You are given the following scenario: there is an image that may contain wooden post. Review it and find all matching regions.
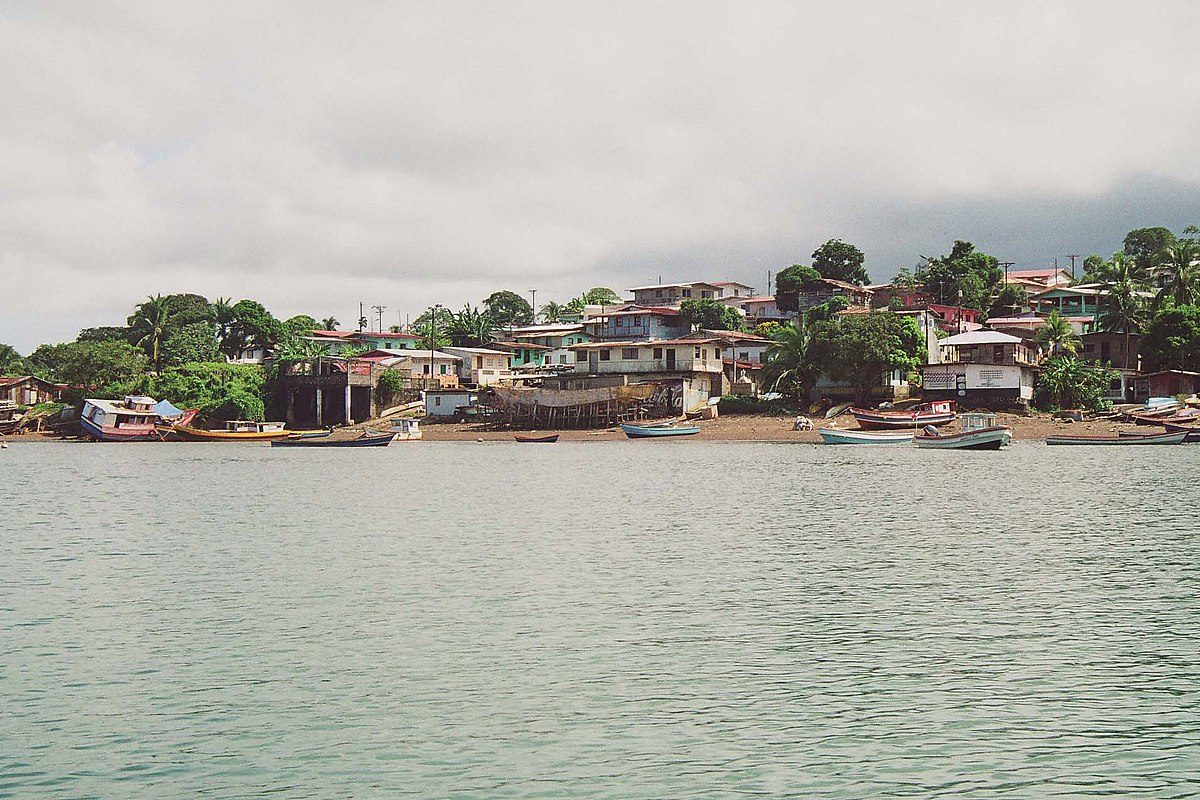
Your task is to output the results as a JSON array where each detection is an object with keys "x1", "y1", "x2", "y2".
[{"x1": 316, "y1": 388, "x2": 323, "y2": 427}]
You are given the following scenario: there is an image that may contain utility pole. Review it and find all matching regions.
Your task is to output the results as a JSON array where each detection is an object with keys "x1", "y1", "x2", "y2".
[
  {"x1": 767, "y1": 270, "x2": 772, "y2": 295},
  {"x1": 372, "y1": 304, "x2": 386, "y2": 333},
  {"x1": 427, "y1": 304, "x2": 442, "y2": 389},
  {"x1": 529, "y1": 289, "x2": 537, "y2": 320},
  {"x1": 1066, "y1": 254, "x2": 1080, "y2": 281},
  {"x1": 1000, "y1": 261, "x2": 1014, "y2": 286},
  {"x1": 358, "y1": 302, "x2": 367, "y2": 333}
]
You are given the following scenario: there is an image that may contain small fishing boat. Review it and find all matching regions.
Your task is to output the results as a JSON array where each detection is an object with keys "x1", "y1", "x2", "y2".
[
  {"x1": 620, "y1": 423, "x2": 701, "y2": 438},
  {"x1": 81, "y1": 396, "x2": 168, "y2": 441},
  {"x1": 851, "y1": 400, "x2": 956, "y2": 430},
  {"x1": 174, "y1": 420, "x2": 300, "y2": 441},
  {"x1": 270, "y1": 431, "x2": 396, "y2": 447},
  {"x1": 1161, "y1": 421, "x2": 1200, "y2": 442},
  {"x1": 816, "y1": 428, "x2": 913, "y2": 445},
  {"x1": 1046, "y1": 430, "x2": 1187, "y2": 445},
  {"x1": 914, "y1": 423, "x2": 1012, "y2": 450},
  {"x1": 514, "y1": 433, "x2": 560, "y2": 443},
  {"x1": 391, "y1": 418, "x2": 423, "y2": 440}
]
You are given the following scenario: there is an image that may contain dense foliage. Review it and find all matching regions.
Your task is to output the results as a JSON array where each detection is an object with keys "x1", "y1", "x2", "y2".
[
  {"x1": 810, "y1": 239, "x2": 868, "y2": 285},
  {"x1": 1034, "y1": 356, "x2": 1117, "y2": 411},
  {"x1": 1140, "y1": 304, "x2": 1200, "y2": 372},
  {"x1": 915, "y1": 240, "x2": 1001, "y2": 313},
  {"x1": 774, "y1": 265, "x2": 821, "y2": 312},
  {"x1": 482, "y1": 291, "x2": 534, "y2": 327},
  {"x1": 678, "y1": 298, "x2": 742, "y2": 331},
  {"x1": 146, "y1": 363, "x2": 267, "y2": 421},
  {"x1": 808, "y1": 312, "x2": 923, "y2": 405}
]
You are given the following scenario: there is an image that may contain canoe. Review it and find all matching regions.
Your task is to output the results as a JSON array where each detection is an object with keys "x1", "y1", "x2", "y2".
[
  {"x1": 514, "y1": 434, "x2": 560, "y2": 443},
  {"x1": 270, "y1": 432, "x2": 395, "y2": 447},
  {"x1": 1161, "y1": 422, "x2": 1200, "y2": 442},
  {"x1": 620, "y1": 423, "x2": 701, "y2": 438},
  {"x1": 1046, "y1": 430, "x2": 1187, "y2": 446},
  {"x1": 851, "y1": 401, "x2": 956, "y2": 430},
  {"x1": 816, "y1": 428, "x2": 914, "y2": 445},
  {"x1": 914, "y1": 425, "x2": 1012, "y2": 450}
]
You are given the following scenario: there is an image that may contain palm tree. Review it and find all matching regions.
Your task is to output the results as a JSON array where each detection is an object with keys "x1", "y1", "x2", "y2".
[
  {"x1": 447, "y1": 305, "x2": 496, "y2": 347},
  {"x1": 321, "y1": 317, "x2": 340, "y2": 331},
  {"x1": 538, "y1": 301, "x2": 564, "y2": 323},
  {"x1": 1154, "y1": 241, "x2": 1200, "y2": 308},
  {"x1": 213, "y1": 297, "x2": 238, "y2": 357},
  {"x1": 130, "y1": 294, "x2": 172, "y2": 372},
  {"x1": 1099, "y1": 254, "x2": 1150, "y2": 370},
  {"x1": 761, "y1": 320, "x2": 818, "y2": 400},
  {"x1": 1034, "y1": 309, "x2": 1081, "y2": 358}
]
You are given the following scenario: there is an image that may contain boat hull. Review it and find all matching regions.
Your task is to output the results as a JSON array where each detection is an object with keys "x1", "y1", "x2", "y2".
[
  {"x1": 816, "y1": 428, "x2": 913, "y2": 445},
  {"x1": 1161, "y1": 422, "x2": 1200, "y2": 442},
  {"x1": 270, "y1": 433, "x2": 395, "y2": 447},
  {"x1": 851, "y1": 409, "x2": 957, "y2": 430},
  {"x1": 1047, "y1": 430, "x2": 1187, "y2": 445},
  {"x1": 174, "y1": 424, "x2": 297, "y2": 441},
  {"x1": 914, "y1": 426, "x2": 1012, "y2": 450},
  {"x1": 620, "y1": 423, "x2": 700, "y2": 438},
  {"x1": 514, "y1": 434, "x2": 560, "y2": 443},
  {"x1": 80, "y1": 415, "x2": 160, "y2": 442}
]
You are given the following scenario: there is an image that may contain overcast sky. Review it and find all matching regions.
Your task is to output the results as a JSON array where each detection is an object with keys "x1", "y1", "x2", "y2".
[{"x1": 3, "y1": 1, "x2": 1200, "y2": 352}]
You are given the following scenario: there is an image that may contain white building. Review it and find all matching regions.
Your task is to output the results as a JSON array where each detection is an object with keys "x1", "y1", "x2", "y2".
[{"x1": 442, "y1": 347, "x2": 514, "y2": 386}]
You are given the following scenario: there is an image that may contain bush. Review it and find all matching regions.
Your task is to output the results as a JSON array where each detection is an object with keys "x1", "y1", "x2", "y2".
[
  {"x1": 149, "y1": 362, "x2": 268, "y2": 421},
  {"x1": 376, "y1": 369, "x2": 406, "y2": 405},
  {"x1": 1034, "y1": 356, "x2": 1116, "y2": 411}
]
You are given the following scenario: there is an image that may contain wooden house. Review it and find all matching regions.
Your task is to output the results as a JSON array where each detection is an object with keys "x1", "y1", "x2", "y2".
[{"x1": 0, "y1": 375, "x2": 63, "y2": 406}]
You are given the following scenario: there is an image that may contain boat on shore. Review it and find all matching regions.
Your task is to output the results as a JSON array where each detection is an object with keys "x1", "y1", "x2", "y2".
[
  {"x1": 620, "y1": 423, "x2": 701, "y2": 438},
  {"x1": 1047, "y1": 430, "x2": 1188, "y2": 446},
  {"x1": 851, "y1": 400, "x2": 956, "y2": 430},
  {"x1": 174, "y1": 420, "x2": 300, "y2": 441},
  {"x1": 81, "y1": 396, "x2": 186, "y2": 441},
  {"x1": 816, "y1": 428, "x2": 914, "y2": 445},
  {"x1": 1161, "y1": 421, "x2": 1200, "y2": 442},
  {"x1": 514, "y1": 433, "x2": 559, "y2": 443},
  {"x1": 914, "y1": 423, "x2": 1012, "y2": 450},
  {"x1": 270, "y1": 431, "x2": 396, "y2": 448}
]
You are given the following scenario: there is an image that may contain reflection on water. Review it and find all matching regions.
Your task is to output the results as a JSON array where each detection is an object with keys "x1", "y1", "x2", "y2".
[{"x1": 2, "y1": 442, "x2": 1198, "y2": 798}]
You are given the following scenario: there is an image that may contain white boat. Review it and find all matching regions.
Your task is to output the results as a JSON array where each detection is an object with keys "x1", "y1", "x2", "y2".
[
  {"x1": 391, "y1": 418, "x2": 422, "y2": 440},
  {"x1": 914, "y1": 424, "x2": 1012, "y2": 450},
  {"x1": 816, "y1": 428, "x2": 914, "y2": 445}
]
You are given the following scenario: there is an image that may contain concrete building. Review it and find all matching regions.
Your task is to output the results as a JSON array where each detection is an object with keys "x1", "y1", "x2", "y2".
[
  {"x1": 920, "y1": 330, "x2": 1038, "y2": 408},
  {"x1": 442, "y1": 347, "x2": 514, "y2": 386}
]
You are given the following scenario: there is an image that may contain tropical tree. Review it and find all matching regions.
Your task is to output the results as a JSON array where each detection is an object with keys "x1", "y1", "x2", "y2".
[
  {"x1": 808, "y1": 312, "x2": 923, "y2": 406},
  {"x1": 1140, "y1": 304, "x2": 1200, "y2": 372},
  {"x1": 1033, "y1": 309, "x2": 1081, "y2": 357},
  {"x1": 446, "y1": 305, "x2": 497, "y2": 347},
  {"x1": 0, "y1": 343, "x2": 30, "y2": 375},
  {"x1": 989, "y1": 284, "x2": 1028, "y2": 318},
  {"x1": 774, "y1": 264, "x2": 822, "y2": 312},
  {"x1": 581, "y1": 287, "x2": 621, "y2": 305},
  {"x1": 1098, "y1": 252, "x2": 1150, "y2": 370},
  {"x1": 76, "y1": 326, "x2": 130, "y2": 344},
  {"x1": 1124, "y1": 226, "x2": 1177, "y2": 273},
  {"x1": 1154, "y1": 241, "x2": 1200, "y2": 308},
  {"x1": 482, "y1": 290, "x2": 534, "y2": 327},
  {"x1": 811, "y1": 239, "x2": 868, "y2": 285},
  {"x1": 761, "y1": 321, "x2": 819, "y2": 399},
  {"x1": 321, "y1": 317, "x2": 340, "y2": 331},
  {"x1": 678, "y1": 298, "x2": 742, "y2": 331},
  {"x1": 916, "y1": 240, "x2": 1002, "y2": 313},
  {"x1": 161, "y1": 322, "x2": 221, "y2": 368},
  {"x1": 29, "y1": 340, "x2": 148, "y2": 390},
  {"x1": 127, "y1": 294, "x2": 173, "y2": 372},
  {"x1": 213, "y1": 298, "x2": 238, "y2": 353},
  {"x1": 284, "y1": 315, "x2": 320, "y2": 337},
  {"x1": 412, "y1": 306, "x2": 454, "y2": 349},
  {"x1": 1033, "y1": 356, "x2": 1116, "y2": 411},
  {"x1": 538, "y1": 301, "x2": 564, "y2": 323}
]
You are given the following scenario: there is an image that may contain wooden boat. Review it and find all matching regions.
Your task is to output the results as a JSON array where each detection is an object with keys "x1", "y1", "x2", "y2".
[
  {"x1": 1161, "y1": 421, "x2": 1200, "y2": 442},
  {"x1": 816, "y1": 428, "x2": 913, "y2": 445},
  {"x1": 620, "y1": 423, "x2": 701, "y2": 438},
  {"x1": 514, "y1": 433, "x2": 560, "y2": 443},
  {"x1": 914, "y1": 424, "x2": 1012, "y2": 450},
  {"x1": 270, "y1": 432, "x2": 396, "y2": 447},
  {"x1": 851, "y1": 400, "x2": 956, "y2": 430},
  {"x1": 175, "y1": 420, "x2": 300, "y2": 441},
  {"x1": 80, "y1": 396, "x2": 164, "y2": 441},
  {"x1": 1046, "y1": 430, "x2": 1187, "y2": 446}
]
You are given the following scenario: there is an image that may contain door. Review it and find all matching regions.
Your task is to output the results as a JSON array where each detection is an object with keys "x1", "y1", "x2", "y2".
[
  {"x1": 666, "y1": 348, "x2": 676, "y2": 370},
  {"x1": 589, "y1": 350, "x2": 599, "y2": 372}
]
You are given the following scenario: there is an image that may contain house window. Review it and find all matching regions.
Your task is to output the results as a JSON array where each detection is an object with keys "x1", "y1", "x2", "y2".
[
  {"x1": 694, "y1": 347, "x2": 701, "y2": 358},
  {"x1": 653, "y1": 347, "x2": 663, "y2": 358},
  {"x1": 599, "y1": 350, "x2": 611, "y2": 361},
  {"x1": 701, "y1": 291, "x2": 711, "y2": 299},
  {"x1": 682, "y1": 289, "x2": 692, "y2": 298},
  {"x1": 656, "y1": 289, "x2": 663, "y2": 298},
  {"x1": 440, "y1": 364, "x2": 448, "y2": 374},
  {"x1": 993, "y1": 345, "x2": 1004, "y2": 361},
  {"x1": 434, "y1": 396, "x2": 442, "y2": 406},
  {"x1": 575, "y1": 352, "x2": 585, "y2": 362},
  {"x1": 739, "y1": 351, "x2": 749, "y2": 360},
  {"x1": 615, "y1": 317, "x2": 624, "y2": 327},
  {"x1": 622, "y1": 348, "x2": 639, "y2": 359}
]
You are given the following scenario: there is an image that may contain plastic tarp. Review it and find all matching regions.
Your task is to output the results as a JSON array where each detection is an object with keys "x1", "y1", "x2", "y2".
[{"x1": 153, "y1": 399, "x2": 185, "y2": 419}]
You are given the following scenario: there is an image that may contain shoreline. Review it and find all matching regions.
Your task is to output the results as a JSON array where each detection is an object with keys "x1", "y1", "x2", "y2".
[{"x1": 1, "y1": 412, "x2": 1148, "y2": 444}]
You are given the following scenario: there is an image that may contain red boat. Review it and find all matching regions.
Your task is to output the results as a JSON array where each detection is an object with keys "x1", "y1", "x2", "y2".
[
  {"x1": 851, "y1": 400, "x2": 957, "y2": 431},
  {"x1": 514, "y1": 433, "x2": 560, "y2": 443}
]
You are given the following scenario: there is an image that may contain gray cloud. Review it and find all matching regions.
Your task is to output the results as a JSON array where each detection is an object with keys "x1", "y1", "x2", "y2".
[{"x1": 3, "y1": 1, "x2": 1200, "y2": 352}]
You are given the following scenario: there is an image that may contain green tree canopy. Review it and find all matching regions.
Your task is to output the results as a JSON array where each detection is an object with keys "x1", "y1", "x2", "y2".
[
  {"x1": 284, "y1": 314, "x2": 320, "y2": 337},
  {"x1": 320, "y1": 316, "x2": 340, "y2": 330},
  {"x1": 808, "y1": 312, "x2": 923, "y2": 406},
  {"x1": 1034, "y1": 356, "x2": 1116, "y2": 411},
  {"x1": 761, "y1": 320, "x2": 818, "y2": 400},
  {"x1": 1154, "y1": 241, "x2": 1200, "y2": 308},
  {"x1": 162, "y1": 293, "x2": 214, "y2": 328},
  {"x1": 223, "y1": 300, "x2": 283, "y2": 358},
  {"x1": 29, "y1": 340, "x2": 148, "y2": 389},
  {"x1": 161, "y1": 322, "x2": 221, "y2": 368},
  {"x1": 989, "y1": 284, "x2": 1028, "y2": 318},
  {"x1": 149, "y1": 363, "x2": 266, "y2": 422},
  {"x1": 538, "y1": 301, "x2": 564, "y2": 323},
  {"x1": 774, "y1": 265, "x2": 822, "y2": 312},
  {"x1": 483, "y1": 291, "x2": 534, "y2": 326},
  {"x1": 446, "y1": 305, "x2": 497, "y2": 347},
  {"x1": 811, "y1": 239, "x2": 868, "y2": 285},
  {"x1": 127, "y1": 294, "x2": 173, "y2": 372},
  {"x1": 1124, "y1": 226, "x2": 1177, "y2": 272},
  {"x1": 1033, "y1": 309, "x2": 1081, "y2": 357},
  {"x1": 1141, "y1": 304, "x2": 1200, "y2": 372},
  {"x1": 916, "y1": 240, "x2": 1001, "y2": 313},
  {"x1": 679, "y1": 298, "x2": 742, "y2": 331},
  {"x1": 0, "y1": 343, "x2": 31, "y2": 375},
  {"x1": 76, "y1": 326, "x2": 131, "y2": 344},
  {"x1": 582, "y1": 287, "x2": 622, "y2": 305}
]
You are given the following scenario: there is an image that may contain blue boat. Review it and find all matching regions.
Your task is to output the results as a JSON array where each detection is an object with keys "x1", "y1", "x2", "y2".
[
  {"x1": 620, "y1": 423, "x2": 701, "y2": 438},
  {"x1": 816, "y1": 428, "x2": 913, "y2": 445}
]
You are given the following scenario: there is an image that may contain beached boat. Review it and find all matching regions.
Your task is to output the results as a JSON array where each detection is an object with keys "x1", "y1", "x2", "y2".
[
  {"x1": 815, "y1": 428, "x2": 914, "y2": 445},
  {"x1": 1046, "y1": 430, "x2": 1187, "y2": 446},
  {"x1": 270, "y1": 432, "x2": 396, "y2": 447},
  {"x1": 80, "y1": 396, "x2": 166, "y2": 441},
  {"x1": 174, "y1": 419, "x2": 299, "y2": 441},
  {"x1": 620, "y1": 423, "x2": 701, "y2": 438},
  {"x1": 391, "y1": 418, "x2": 423, "y2": 440},
  {"x1": 914, "y1": 423, "x2": 1012, "y2": 450},
  {"x1": 1161, "y1": 421, "x2": 1200, "y2": 442},
  {"x1": 851, "y1": 400, "x2": 956, "y2": 430},
  {"x1": 514, "y1": 433, "x2": 560, "y2": 443}
]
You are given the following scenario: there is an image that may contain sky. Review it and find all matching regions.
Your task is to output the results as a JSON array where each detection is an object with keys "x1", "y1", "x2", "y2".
[{"x1": 3, "y1": 1, "x2": 1200, "y2": 353}]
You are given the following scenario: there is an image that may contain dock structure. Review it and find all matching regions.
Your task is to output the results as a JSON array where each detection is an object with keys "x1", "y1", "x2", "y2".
[
  {"x1": 281, "y1": 357, "x2": 423, "y2": 428},
  {"x1": 478, "y1": 384, "x2": 657, "y2": 430}
]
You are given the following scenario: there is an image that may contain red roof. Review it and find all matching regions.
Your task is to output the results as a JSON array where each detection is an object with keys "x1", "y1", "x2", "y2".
[{"x1": 308, "y1": 330, "x2": 360, "y2": 339}]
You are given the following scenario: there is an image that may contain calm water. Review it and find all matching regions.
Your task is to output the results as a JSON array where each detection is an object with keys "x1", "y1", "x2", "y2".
[{"x1": 2, "y1": 441, "x2": 1199, "y2": 798}]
